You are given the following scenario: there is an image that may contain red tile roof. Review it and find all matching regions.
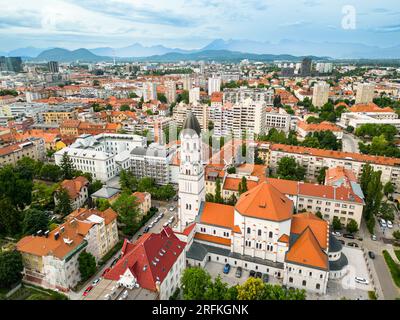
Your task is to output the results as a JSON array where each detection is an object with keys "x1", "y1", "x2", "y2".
[{"x1": 200, "y1": 202, "x2": 234, "y2": 229}]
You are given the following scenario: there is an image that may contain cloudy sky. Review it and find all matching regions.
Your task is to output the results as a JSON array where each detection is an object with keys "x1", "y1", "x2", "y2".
[{"x1": 0, "y1": 0, "x2": 399, "y2": 51}]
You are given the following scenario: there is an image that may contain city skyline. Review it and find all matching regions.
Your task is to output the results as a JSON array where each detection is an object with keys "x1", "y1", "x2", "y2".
[{"x1": 0, "y1": 0, "x2": 400, "y2": 56}]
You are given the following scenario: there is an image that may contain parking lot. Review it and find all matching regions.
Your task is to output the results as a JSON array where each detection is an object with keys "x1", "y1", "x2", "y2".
[{"x1": 204, "y1": 261, "x2": 281, "y2": 287}]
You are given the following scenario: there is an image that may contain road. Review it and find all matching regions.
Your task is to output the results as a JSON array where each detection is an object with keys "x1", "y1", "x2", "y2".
[
  {"x1": 342, "y1": 133, "x2": 360, "y2": 153},
  {"x1": 70, "y1": 200, "x2": 178, "y2": 300}
]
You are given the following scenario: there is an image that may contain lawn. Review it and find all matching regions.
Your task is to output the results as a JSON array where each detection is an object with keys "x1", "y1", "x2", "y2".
[
  {"x1": 7, "y1": 285, "x2": 68, "y2": 300},
  {"x1": 382, "y1": 250, "x2": 400, "y2": 288}
]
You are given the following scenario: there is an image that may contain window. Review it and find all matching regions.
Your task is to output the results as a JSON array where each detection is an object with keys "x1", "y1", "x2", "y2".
[
  {"x1": 316, "y1": 283, "x2": 320, "y2": 290},
  {"x1": 247, "y1": 227, "x2": 251, "y2": 234},
  {"x1": 289, "y1": 277, "x2": 293, "y2": 283},
  {"x1": 258, "y1": 229, "x2": 262, "y2": 236},
  {"x1": 302, "y1": 280, "x2": 306, "y2": 286},
  {"x1": 269, "y1": 231, "x2": 273, "y2": 238}
]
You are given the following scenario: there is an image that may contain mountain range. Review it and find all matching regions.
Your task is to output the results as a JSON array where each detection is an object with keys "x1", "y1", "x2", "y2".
[{"x1": 2, "y1": 38, "x2": 400, "y2": 61}]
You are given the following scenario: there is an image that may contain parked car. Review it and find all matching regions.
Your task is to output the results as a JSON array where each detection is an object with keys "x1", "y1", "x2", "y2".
[
  {"x1": 387, "y1": 220, "x2": 393, "y2": 229},
  {"x1": 355, "y1": 277, "x2": 369, "y2": 285},
  {"x1": 332, "y1": 231, "x2": 342, "y2": 237},
  {"x1": 173, "y1": 195, "x2": 178, "y2": 201},
  {"x1": 111, "y1": 258, "x2": 119, "y2": 267},
  {"x1": 368, "y1": 251, "x2": 375, "y2": 259},
  {"x1": 223, "y1": 264, "x2": 231, "y2": 274},
  {"x1": 235, "y1": 267, "x2": 243, "y2": 278},
  {"x1": 169, "y1": 206, "x2": 175, "y2": 212},
  {"x1": 255, "y1": 271, "x2": 262, "y2": 278},
  {"x1": 249, "y1": 270, "x2": 256, "y2": 277},
  {"x1": 92, "y1": 278, "x2": 101, "y2": 286},
  {"x1": 163, "y1": 222, "x2": 169, "y2": 227},
  {"x1": 83, "y1": 286, "x2": 93, "y2": 296},
  {"x1": 102, "y1": 268, "x2": 111, "y2": 276},
  {"x1": 379, "y1": 219, "x2": 387, "y2": 228},
  {"x1": 371, "y1": 234, "x2": 377, "y2": 241},
  {"x1": 347, "y1": 242, "x2": 359, "y2": 248},
  {"x1": 149, "y1": 222, "x2": 154, "y2": 228},
  {"x1": 262, "y1": 274, "x2": 269, "y2": 283},
  {"x1": 343, "y1": 234, "x2": 355, "y2": 239},
  {"x1": 144, "y1": 226, "x2": 150, "y2": 233},
  {"x1": 158, "y1": 212, "x2": 164, "y2": 219},
  {"x1": 168, "y1": 216, "x2": 175, "y2": 223}
]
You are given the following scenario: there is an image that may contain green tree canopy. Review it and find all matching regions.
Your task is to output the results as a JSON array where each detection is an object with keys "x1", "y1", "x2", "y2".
[
  {"x1": 22, "y1": 209, "x2": 49, "y2": 235},
  {"x1": 59, "y1": 152, "x2": 75, "y2": 180},
  {"x1": 346, "y1": 219, "x2": 359, "y2": 234},
  {"x1": 78, "y1": 251, "x2": 97, "y2": 281},
  {"x1": 54, "y1": 187, "x2": 73, "y2": 217},
  {"x1": 0, "y1": 251, "x2": 23, "y2": 288},
  {"x1": 112, "y1": 192, "x2": 140, "y2": 235},
  {"x1": 277, "y1": 157, "x2": 306, "y2": 181},
  {"x1": 181, "y1": 267, "x2": 211, "y2": 300}
]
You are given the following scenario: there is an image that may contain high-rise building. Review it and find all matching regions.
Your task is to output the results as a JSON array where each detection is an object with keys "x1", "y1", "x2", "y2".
[
  {"x1": 182, "y1": 74, "x2": 192, "y2": 91},
  {"x1": 315, "y1": 63, "x2": 333, "y2": 74},
  {"x1": 300, "y1": 57, "x2": 312, "y2": 77},
  {"x1": 208, "y1": 76, "x2": 221, "y2": 96},
  {"x1": 0, "y1": 56, "x2": 23, "y2": 73},
  {"x1": 312, "y1": 81, "x2": 330, "y2": 107},
  {"x1": 189, "y1": 87, "x2": 200, "y2": 104},
  {"x1": 143, "y1": 82, "x2": 157, "y2": 102},
  {"x1": 48, "y1": 61, "x2": 59, "y2": 73},
  {"x1": 164, "y1": 80, "x2": 176, "y2": 104},
  {"x1": 355, "y1": 83, "x2": 375, "y2": 104}
]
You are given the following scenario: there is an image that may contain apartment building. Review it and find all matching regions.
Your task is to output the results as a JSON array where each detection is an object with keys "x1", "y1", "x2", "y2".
[
  {"x1": 223, "y1": 87, "x2": 274, "y2": 105},
  {"x1": 189, "y1": 87, "x2": 200, "y2": 104},
  {"x1": 43, "y1": 106, "x2": 78, "y2": 125},
  {"x1": 296, "y1": 120, "x2": 343, "y2": 140},
  {"x1": 266, "y1": 177, "x2": 364, "y2": 226},
  {"x1": 56, "y1": 176, "x2": 89, "y2": 210},
  {"x1": 16, "y1": 208, "x2": 118, "y2": 292},
  {"x1": 265, "y1": 111, "x2": 291, "y2": 133},
  {"x1": 210, "y1": 98, "x2": 266, "y2": 138},
  {"x1": 208, "y1": 76, "x2": 221, "y2": 95},
  {"x1": 269, "y1": 144, "x2": 400, "y2": 192},
  {"x1": 130, "y1": 143, "x2": 177, "y2": 185},
  {"x1": 164, "y1": 80, "x2": 176, "y2": 103},
  {"x1": 132, "y1": 191, "x2": 152, "y2": 216},
  {"x1": 55, "y1": 133, "x2": 146, "y2": 182},
  {"x1": 355, "y1": 83, "x2": 375, "y2": 105},
  {"x1": 0, "y1": 138, "x2": 45, "y2": 166},
  {"x1": 142, "y1": 82, "x2": 157, "y2": 102},
  {"x1": 312, "y1": 81, "x2": 330, "y2": 107}
]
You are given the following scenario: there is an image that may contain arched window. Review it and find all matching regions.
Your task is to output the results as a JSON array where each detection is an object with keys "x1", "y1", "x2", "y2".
[
  {"x1": 247, "y1": 227, "x2": 251, "y2": 234},
  {"x1": 316, "y1": 283, "x2": 320, "y2": 290},
  {"x1": 289, "y1": 277, "x2": 293, "y2": 283},
  {"x1": 302, "y1": 280, "x2": 306, "y2": 286}
]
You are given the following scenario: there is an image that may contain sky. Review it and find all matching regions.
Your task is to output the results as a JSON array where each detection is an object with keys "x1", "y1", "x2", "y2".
[{"x1": 0, "y1": 0, "x2": 400, "y2": 51}]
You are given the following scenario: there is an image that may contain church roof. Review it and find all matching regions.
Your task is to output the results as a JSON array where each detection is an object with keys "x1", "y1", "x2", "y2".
[
  {"x1": 182, "y1": 111, "x2": 201, "y2": 136},
  {"x1": 235, "y1": 182, "x2": 293, "y2": 222}
]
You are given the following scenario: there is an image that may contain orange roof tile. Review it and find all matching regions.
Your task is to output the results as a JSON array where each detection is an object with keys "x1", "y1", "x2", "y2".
[
  {"x1": 200, "y1": 202, "x2": 234, "y2": 229},
  {"x1": 194, "y1": 233, "x2": 231, "y2": 246},
  {"x1": 348, "y1": 102, "x2": 394, "y2": 113},
  {"x1": 223, "y1": 177, "x2": 259, "y2": 192},
  {"x1": 290, "y1": 212, "x2": 328, "y2": 249},
  {"x1": 278, "y1": 234, "x2": 289, "y2": 243},
  {"x1": 285, "y1": 227, "x2": 328, "y2": 270},
  {"x1": 235, "y1": 182, "x2": 293, "y2": 221}
]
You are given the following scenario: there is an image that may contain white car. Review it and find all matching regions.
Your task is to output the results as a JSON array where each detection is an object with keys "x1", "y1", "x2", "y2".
[
  {"x1": 371, "y1": 234, "x2": 377, "y2": 241},
  {"x1": 92, "y1": 278, "x2": 101, "y2": 286},
  {"x1": 380, "y1": 219, "x2": 387, "y2": 228},
  {"x1": 355, "y1": 277, "x2": 369, "y2": 285},
  {"x1": 332, "y1": 231, "x2": 342, "y2": 237},
  {"x1": 169, "y1": 206, "x2": 175, "y2": 212},
  {"x1": 163, "y1": 222, "x2": 169, "y2": 227},
  {"x1": 387, "y1": 220, "x2": 393, "y2": 229}
]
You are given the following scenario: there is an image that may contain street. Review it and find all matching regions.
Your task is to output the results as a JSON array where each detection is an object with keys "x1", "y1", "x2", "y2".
[
  {"x1": 72, "y1": 199, "x2": 178, "y2": 300},
  {"x1": 342, "y1": 133, "x2": 360, "y2": 153}
]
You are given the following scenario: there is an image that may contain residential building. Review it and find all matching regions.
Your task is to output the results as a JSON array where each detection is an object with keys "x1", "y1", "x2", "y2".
[
  {"x1": 16, "y1": 208, "x2": 118, "y2": 292},
  {"x1": 0, "y1": 138, "x2": 45, "y2": 166},
  {"x1": 143, "y1": 82, "x2": 157, "y2": 102},
  {"x1": 48, "y1": 61, "x2": 59, "y2": 73},
  {"x1": 300, "y1": 58, "x2": 312, "y2": 77},
  {"x1": 56, "y1": 176, "x2": 89, "y2": 210},
  {"x1": 189, "y1": 87, "x2": 200, "y2": 104},
  {"x1": 296, "y1": 120, "x2": 343, "y2": 140},
  {"x1": 208, "y1": 76, "x2": 221, "y2": 96},
  {"x1": 265, "y1": 111, "x2": 291, "y2": 133},
  {"x1": 355, "y1": 83, "x2": 375, "y2": 105},
  {"x1": 133, "y1": 191, "x2": 152, "y2": 216},
  {"x1": 164, "y1": 80, "x2": 176, "y2": 103},
  {"x1": 223, "y1": 87, "x2": 274, "y2": 105},
  {"x1": 269, "y1": 143, "x2": 400, "y2": 192},
  {"x1": 43, "y1": 107, "x2": 78, "y2": 125},
  {"x1": 312, "y1": 81, "x2": 330, "y2": 107}
]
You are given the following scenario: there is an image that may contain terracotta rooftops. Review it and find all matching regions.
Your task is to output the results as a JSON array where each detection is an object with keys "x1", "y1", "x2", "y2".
[
  {"x1": 270, "y1": 143, "x2": 400, "y2": 167},
  {"x1": 60, "y1": 176, "x2": 89, "y2": 200},
  {"x1": 297, "y1": 120, "x2": 342, "y2": 132},
  {"x1": 200, "y1": 202, "x2": 234, "y2": 229},
  {"x1": 348, "y1": 103, "x2": 394, "y2": 113}
]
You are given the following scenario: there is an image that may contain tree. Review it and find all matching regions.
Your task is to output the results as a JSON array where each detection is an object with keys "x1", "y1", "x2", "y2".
[
  {"x1": 22, "y1": 209, "x2": 49, "y2": 235},
  {"x1": 383, "y1": 182, "x2": 395, "y2": 197},
  {"x1": 181, "y1": 267, "x2": 211, "y2": 300},
  {"x1": 0, "y1": 198, "x2": 22, "y2": 236},
  {"x1": 317, "y1": 167, "x2": 328, "y2": 185},
  {"x1": 88, "y1": 180, "x2": 103, "y2": 195},
  {"x1": 59, "y1": 152, "x2": 75, "y2": 180},
  {"x1": 237, "y1": 277, "x2": 266, "y2": 300},
  {"x1": 78, "y1": 251, "x2": 97, "y2": 281},
  {"x1": 95, "y1": 198, "x2": 110, "y2": 211},
  {"x1": 31, "y1": 182, "x2": 58, "y2": 210},
  {"x1": 0, "y1": 251, "x2": 23, "y2": 288},
  {"x1": 227, "y1": 167, "x2": 236, "y2": 174},
  {"x1": 54, "y1": 188, "x2": 73, "y2": 217},
  {"x1": 380, "y1": 202, "x2": 395, "y2": 222},
  {"x1": 393, "y1": 230, "x2": 400, "y2": 240},
  {"x1": 277, "y1": 157, "x2": 306, "y2": 181},
  {"x1": 16, "y1": 157, "x2": 41, "y2": 181},
  {"x1": 332, "y1": 216, "x2": 342, "y2": 231},
  {"x1": 120, "y1": 104, "x2": 130, "y2": 111},
  {"x1": 315, "y1": 211, "x2": 323, "y2": 219},
  {"x1": 137, "y1": 177, "x2": 155, "y2": 192},
  {"x1": 157, "y1": 93, "x2": 167, "y2": 104},
  {"x1": 204, "y1": 276, "x2": 229, "y2": 300},
  {"x1": 119, "y1": 169, "x2": 137, "y2": 192},
  {"x1": 346, "y1": 219, "x2": 359, "y2": 234},
  {"x1": 214, "y1": 178, "x2": 223, "y2": 204},
  {"x1": 112, "y1": 193, "x2": 140, "y2": 235},
  {"x1": 238, "y1": 177, "x2": 248, "y2": 195},
  {"x1": 39, "y1": 164, "x2": 62, "y2": 182}
]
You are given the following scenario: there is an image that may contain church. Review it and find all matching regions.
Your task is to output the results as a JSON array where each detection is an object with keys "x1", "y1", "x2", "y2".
[{"x1": 174, "y1": 112, "x2": 348, "y2": 295}]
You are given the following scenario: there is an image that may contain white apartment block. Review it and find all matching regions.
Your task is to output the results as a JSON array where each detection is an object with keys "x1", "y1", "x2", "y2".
[
  {"x1": 340, "y1": 110, "x2": 400, "y2": 130},
  {"x1": 208, "y1": 76, "x2": 221, "y2": 95},
  {"x1": 355, "y1": 83, "x2": 375, "y2": 104},
  {"x1": 189, "y1": 87, "x2": 200, "y2": 104},
  {"x1": 269, "y1": 144, "x2": 400, "y2": 193},
  {"x1": 312, "y1": 81, "x2": 330, "y2": 107},
  {"x1": 265, "y1": 112, "x2": 291, "y2": 133},
  {"x1": 54, "y1": 133, "x2": 146, "y2": 182},
  {"x1": 143, "y1": 82, "x2": 157, "y2": 102},
  {"x1": 223, "y1": 87, "x2": 274, "y2": 106},
  {"x1": 164, "y1": 80, "x2": 176, "y2": 103}
]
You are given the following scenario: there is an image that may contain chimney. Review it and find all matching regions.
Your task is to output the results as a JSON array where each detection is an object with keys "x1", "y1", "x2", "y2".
[
  {"x1": 44, "y1": 230, "x2": 49, "y2": 238},
  {"x1": 54, "y1": 232, "x2": 60, "y2": 240}
]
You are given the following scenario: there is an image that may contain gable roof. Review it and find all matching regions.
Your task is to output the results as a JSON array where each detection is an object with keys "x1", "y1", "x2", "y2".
[
  {"x1": 290, "y1": 212, "x2": 328, "y2": 249},
  {"x1": 235, "y1": 182, "x2": 293, "y2": 221},
  {"x1": 285, "y1": 227, "x2": 329, "y2": 270},
  {"x1": 60, "y1": 176, "x2": 89, "y2": 199},
  {"x1": 200, "y1": 202, "x2": 234, "y2": 229},
  {"x1": 104, "y1": 227, "x2": 185, "y2": 292}
]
